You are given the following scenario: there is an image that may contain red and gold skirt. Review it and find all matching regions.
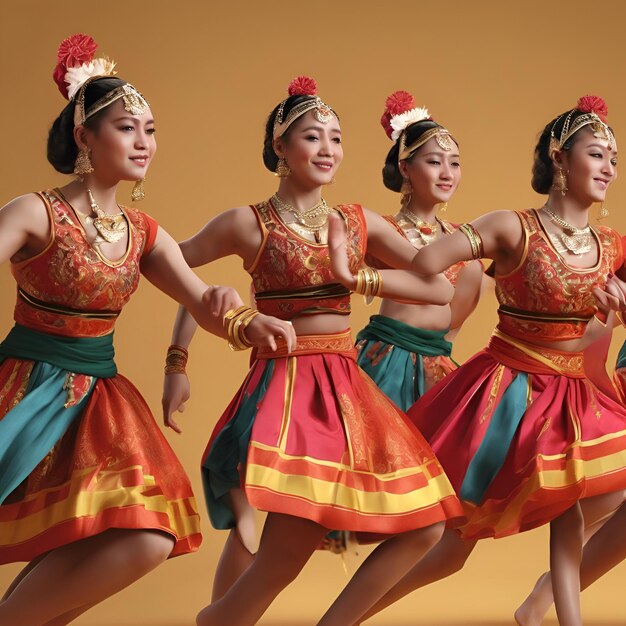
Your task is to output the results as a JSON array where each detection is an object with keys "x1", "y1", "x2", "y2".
[
  {"x1": 0, "y1": 358, "x2": 202, "y2": 564},
  {"x1": 202, "y1": 330, "x2": 463, "y2": 535},
  {"x1": 408, "y1": 331, "x2": 626, "y2": 540}
]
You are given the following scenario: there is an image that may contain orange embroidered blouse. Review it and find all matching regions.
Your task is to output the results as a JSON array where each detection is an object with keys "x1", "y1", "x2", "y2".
[
  {"x1": 247, "y1": 200, "x2": 366, "y2": 320},
  {"x1": 495, "y1": 209, "x2": 623, "y2": 342},
  {"x1": 11, "y1": 189, "x2": 158, "y2": 338}
]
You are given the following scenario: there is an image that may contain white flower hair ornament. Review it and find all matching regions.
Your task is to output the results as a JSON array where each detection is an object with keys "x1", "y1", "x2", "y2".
[{"x1": 389, "y1": 106, "x2": 431, "y2": 142}]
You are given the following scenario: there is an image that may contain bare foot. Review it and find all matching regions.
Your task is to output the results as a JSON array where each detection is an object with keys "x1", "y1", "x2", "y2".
[{"x1": 514, "y1": 572, "x2": 551, "y2": 626}]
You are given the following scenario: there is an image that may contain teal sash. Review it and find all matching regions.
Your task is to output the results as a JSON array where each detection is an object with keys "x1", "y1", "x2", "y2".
[
  {"x1": 202, "y1": 361, "x2": 275, "y2": 530},
  {"x1": 356, "y1": 316, "x2": 453, "y2": 410},
  {"x1": 357, "y1": 315, "x2": 452, "y2": 356},
  {"x1": 0, "y1": 324, "x2": 116, "y2": 377},
  {"x1": 0, "y1": 325, "x2": 116, "y2": 504}
]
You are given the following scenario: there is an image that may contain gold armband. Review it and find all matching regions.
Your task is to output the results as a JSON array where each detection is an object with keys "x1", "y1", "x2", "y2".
[
  {"x1": 459, "y1": 223, "x2": 485, "y2": 260},
  {"x1": 223, "y1": 306, "x2": 259, "y2": 351},
  {"x1": 354, "y1": 267, "x2": 384, "y2": 299},
  {"x1": 165, "y1": 344, "x2": 189, "y2": 374}
]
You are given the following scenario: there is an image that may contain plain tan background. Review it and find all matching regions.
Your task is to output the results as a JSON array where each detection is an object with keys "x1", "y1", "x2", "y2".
[{"x1": 1, "y1": 0, "x2": 626, "y2": 624}]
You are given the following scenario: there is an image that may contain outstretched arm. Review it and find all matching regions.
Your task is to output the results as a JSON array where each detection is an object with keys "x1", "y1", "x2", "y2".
[{"x1": 327, "y1": 214, "x2": 453, "y2": 305}]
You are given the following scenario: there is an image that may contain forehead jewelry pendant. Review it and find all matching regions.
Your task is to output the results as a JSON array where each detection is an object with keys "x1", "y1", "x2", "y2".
[
  {"x1": 122, "y1": 84, "x2": 148, "y2": 115},
  {"x1": 436, "y1": 131, "x2": 454, "y2": 151},
  {"x1": 314, "y1": 98, "x2": 333, "y2": 124}
]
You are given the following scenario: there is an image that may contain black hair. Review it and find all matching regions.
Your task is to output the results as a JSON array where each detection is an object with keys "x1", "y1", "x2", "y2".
[
  {"x1": 382, "y1": 120, "x2": 451, "y2": 192},
  {"x1": 262, "y1": 95, "x2": 340, "y2": 172},
  {"x1": 531, "y1": 109, "x2": 614, "y2": 194},
  {"x1": 47, "y1": 76, "x2": 128, "y2": 174}
]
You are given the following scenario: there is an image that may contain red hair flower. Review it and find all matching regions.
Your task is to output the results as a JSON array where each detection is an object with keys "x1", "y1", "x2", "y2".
[
  {"x1": 56, "y1": 33, "x2": 98, "y2": 69},
  {"x1": 288, "y1": 76, "x2": 317, "y2": 97},
  {"x1": 384, "y1": 90, "x2": 416, "y2": 116},
  {"x1": 577, "y1": 95, "x2": 608, "y2": 122}
]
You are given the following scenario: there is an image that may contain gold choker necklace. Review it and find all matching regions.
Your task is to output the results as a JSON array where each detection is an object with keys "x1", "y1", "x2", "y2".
[
  {"x1": 86, "y1": 189, "x2": 128, "y2": 244},
  {"x1": 541, "y1": 205, "x2": 592, "y2": 255},
  {"x1": 271, "y1": 194, "x2": 332, "y2": 231},
  {"x1": 398, "y1": 209, "x2": 439, "y2": 245}
]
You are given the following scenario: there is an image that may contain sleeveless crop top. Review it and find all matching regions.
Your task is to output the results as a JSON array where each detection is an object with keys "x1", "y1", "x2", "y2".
[
  {"x1": 495, "y1": 209, "x2": 623, "y2": 342},
  {"x1": 11, "y1": 189, "x2": 158, "y2": 337},
  {"x1": 381, "y1": 214, "x2": 471, "y2": 285},
  {"x1": 248, "y1": 199, "x2": 366, "y2": 320}
]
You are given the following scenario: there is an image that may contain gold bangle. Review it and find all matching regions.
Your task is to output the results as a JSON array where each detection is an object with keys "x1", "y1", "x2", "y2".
[
  {"x1": 617, "y1": 311, "x2": 626, "y2": 328},
  {"x1": 459, "y1": 223, "x2": 484, "y2": 260},
  {"x1": 224, "y1": 306, "x2": 257, "y2": 351},
  {"x1": 354, "y1": 267, "x2": 383, "y2": 298},
  {"x1": 165, "y1": 344, "x2": 189, "y2": 374}
]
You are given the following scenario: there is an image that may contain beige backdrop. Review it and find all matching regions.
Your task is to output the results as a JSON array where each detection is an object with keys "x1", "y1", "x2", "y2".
[{"x1": 1, "y1": 1, "x2": 625, "y2": 624}]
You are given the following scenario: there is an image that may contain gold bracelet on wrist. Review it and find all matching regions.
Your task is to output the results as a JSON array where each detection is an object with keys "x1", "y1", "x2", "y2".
[
  {"x1": 223, "y1": 306, "x2": 258, "y2": 351},
  {"x1": 354, "y1": 267, "x2": 383, "y2": 299},
  {"x1": 165, "y1": 344, "x2": 189, "y2": 374},
  {"x1": 459, "y1": 223, "x2": 485, "y2": 260}
]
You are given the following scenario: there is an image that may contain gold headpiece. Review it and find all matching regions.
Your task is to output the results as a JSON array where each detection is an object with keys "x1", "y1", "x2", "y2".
[
  {"x1": 398, "y1": 126, "x2": 457, "y2": 161},
  {"x1": 273, "y1": 96, "x2": 337, "y2": 139},
  {"x1": 73, "y1": 79, "x2": 149, "y2": 126},
  {"x1": 549, "y1": 110, "x2": 616, "y2": 157}
]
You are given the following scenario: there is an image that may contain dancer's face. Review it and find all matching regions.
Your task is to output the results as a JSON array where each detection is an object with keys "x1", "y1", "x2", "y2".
[
  {"x1": 75, "y1": 98, "x2": 157, "y2": 184},
  {"x1": 557, "y1": 127, "x2": 617, "y2": 205},
  {"x1": 400, "y1": 136, "x2": 461, "y2": 209},
  {"x1": 274, "y1": 109, "x2": 343, "y2": 188}
]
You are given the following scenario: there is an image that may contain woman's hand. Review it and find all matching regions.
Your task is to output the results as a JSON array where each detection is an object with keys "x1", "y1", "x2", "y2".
[
  {"x1": 162, "y1": 372, "x2": 191, "y2": 434},
  {"x1": 593, "y1": 273, "x2": 626, "y2": 314},
  {"x1": 245, "y1": 314, "x2": 297, "y2": 353},
  {"x1": 327, "y1": 214, "x2": 357, "y2": 288},
  {"x1": 203, "y1": 285, "x2": 245, "y2": 319}
]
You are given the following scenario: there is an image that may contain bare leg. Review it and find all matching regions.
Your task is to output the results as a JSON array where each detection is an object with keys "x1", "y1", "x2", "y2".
[
  {"x1": 0, "y1": 529, "x2": 174, "y2": 626},
  {"x1": 354, "y1": 528, "x2": 476, "y2": 624},
  {"x1": 1, "y1": 555, "x2": 45, "y2": 601},
  {"x1": 316, "y1": 522, "x2": 445, "y2": 626},
  {"x1": 196, "y1": 513, "x2": 327, "y2": 626},
  {"x1": 550, "y1": 503, "x2": 583, "y2": 626},
  {"x1": 211, "y1": 530, "x2": 254, "y2": 601},
  {"x1": 211, "y1": 489, "x2": 257, "y2": 601},
  {"x1": 515, "y1": 490, "x2": 625, "y2": 626}
]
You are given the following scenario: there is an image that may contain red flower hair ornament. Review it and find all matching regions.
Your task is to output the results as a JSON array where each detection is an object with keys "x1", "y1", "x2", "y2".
[
  {"x1": 577, "y1": 95, "x2": 608, "y2": 122},
  {"x1": 381, "y1": 90, "x2": 431, "y2": 141},
  {"x1": 52, "y1": 33, "x2": 116, "y2": 100}
]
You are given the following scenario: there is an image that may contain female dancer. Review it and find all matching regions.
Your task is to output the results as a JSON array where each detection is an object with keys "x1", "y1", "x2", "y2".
[
  {"x1": 356, "y1": 90, "x2": 485, "y2": 410},
  {"x1": 0, "y1": 34, "x2": 293, "y2": 626},
  {"x1": 163, "y1": 76, "x2": 465, "y2": 626},
  {"x1": 328, "y1": 95, "x2": 626, "y2": 625}
]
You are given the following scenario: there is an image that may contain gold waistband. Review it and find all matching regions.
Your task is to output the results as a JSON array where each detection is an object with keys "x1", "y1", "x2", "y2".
[
  {"x1": 489, "y1": 329, "x2": 584, "y2": 378},
  {"x1": 256, "y1": 330, "x2": 356, "y2": 360}
]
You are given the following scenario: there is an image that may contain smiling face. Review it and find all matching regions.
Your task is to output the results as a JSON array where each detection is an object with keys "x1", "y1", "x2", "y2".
[
  {"x1": 399, "y1": 135, "x2": 461, "y2": 208},
  {"x1": 75, "y1": 97, "x2": 157, "y2": 184},
  {"x1": 273, "y1": 109, "x2": 343, "y2": 188},
  {"x1": 556, "y1": 127, "x2": 618, "y2": 204}
]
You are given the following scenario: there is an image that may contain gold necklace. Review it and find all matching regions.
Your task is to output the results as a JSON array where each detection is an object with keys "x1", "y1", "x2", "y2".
[
  {"x1": 271, "y1": 194, "x2": 332, "y2": 231},
  {"x1": 541, "y1": 205, "x2": 592, "y2": 255},
  {"x1": 398, "y1": 209, "x2": 439, "y2": 245},
  {"x1": 86, "y1": 189, "x2": 128, "y2": 244}
]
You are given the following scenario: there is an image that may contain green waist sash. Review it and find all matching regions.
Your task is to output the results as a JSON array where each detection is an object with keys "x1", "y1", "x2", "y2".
[
  {"x1": 0, "y1": 324, "x2": 117, "y2": 378},
  {"x1": 356, "y1": 315, "x2": 452, "y2": 356}
]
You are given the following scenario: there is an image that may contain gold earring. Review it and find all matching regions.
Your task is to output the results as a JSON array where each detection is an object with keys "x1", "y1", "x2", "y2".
[
  {"x1": 598, "y1": 202, "x2": 609, "y2": 220},
  {"x1": 400, "y1": 178, "x2": 412, "y2": 206},
  {"x1": 554, "y1": 168, "x2": 568, "y2": 196},
  {"x1": 275, "y1": 157, "x2": 291, "y2": 178},
  {"x1": 74, "y1": 148, "x2": 94, "y2": 177},
  {"x1": 328, "y1": 177, "x2": 336, "y2": 185},
  {"x1": 439, "y1": 202, "x2": 448, "y2": 213},
  {"x1": 131, "y1": 178, "x2": 145, "y2": 202}
]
